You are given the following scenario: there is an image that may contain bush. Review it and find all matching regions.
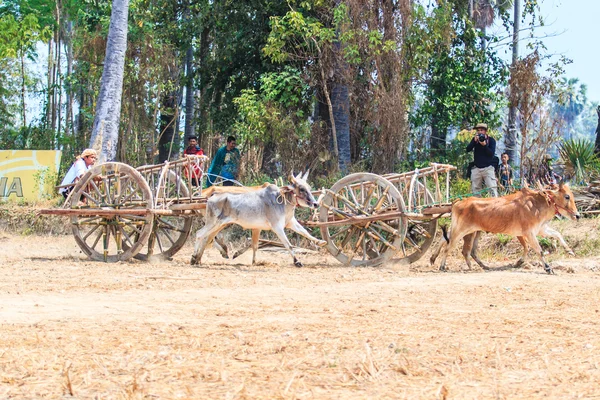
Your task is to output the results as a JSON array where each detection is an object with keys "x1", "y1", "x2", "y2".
[{"x1": 558, "y1": 138, "x2": 600, "y2": 184}]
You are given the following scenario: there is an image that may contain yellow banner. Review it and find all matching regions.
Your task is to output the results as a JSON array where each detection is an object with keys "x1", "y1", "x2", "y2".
[{"x1": 0, "y1": 150, "x2": 62, "y2": 202}]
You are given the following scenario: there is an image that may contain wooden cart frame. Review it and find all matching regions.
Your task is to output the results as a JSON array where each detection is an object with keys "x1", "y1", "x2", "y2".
[{"x1": 42, "y1": 157, "x2": 455, "y2": 265}]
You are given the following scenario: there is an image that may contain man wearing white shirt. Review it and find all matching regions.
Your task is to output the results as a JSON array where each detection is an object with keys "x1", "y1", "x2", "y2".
[{"x1": 59, "y1": 148, "x2": 98, "y2": 199}]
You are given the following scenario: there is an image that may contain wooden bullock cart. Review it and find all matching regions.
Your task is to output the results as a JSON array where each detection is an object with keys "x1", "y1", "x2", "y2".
[{"x1": 41, "y1": 157, "x2": 456, "y2": 265}]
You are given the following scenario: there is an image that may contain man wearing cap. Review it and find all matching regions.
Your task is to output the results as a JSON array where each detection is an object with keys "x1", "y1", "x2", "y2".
[
  {"x1": 58, "y1": 148, "x2": 98, "y2": 199},
  {"x1": 466, "y1": 123, "x2": 498, "y2": 197}
]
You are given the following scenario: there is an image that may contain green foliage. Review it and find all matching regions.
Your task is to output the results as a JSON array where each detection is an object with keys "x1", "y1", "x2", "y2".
[
  {"x1": 537, "y1": 236, "x2": 553, "y2": 251},
  {"x1": 449, "y1": 177, "x2": 472, "y2": 199},
  {"x1": 33, "y1": 167, "x2": 60, "y2": 200},
  {"x1": 0, "y1": 13, "x2": 51, "y2": 59},
  {"x1": 260, "y1": 67, "x2": 311, "y2": 111},
  {"x1": 409, "y1": 2, "x2": 508, "y2": 157},
  {"x1": 558, "y1": 138, "x2": 600, "y2": 184},
  {"x1": 496, "y1": 233, "x2": 512, "y2": 247},
  {"x1": 244, "y1": 172, "x2": 277, "y2": 187},
  {"x1": 263, "y1": 9, "x2": 335, "y2": 64},
  {"x1": 234, "y1": 67, "x2": 311, "y2": 144}
]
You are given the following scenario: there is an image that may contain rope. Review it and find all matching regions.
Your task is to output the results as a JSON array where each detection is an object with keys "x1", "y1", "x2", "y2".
[{"x1": 204, "y1": 172, "x2": 244, "y2": 187}]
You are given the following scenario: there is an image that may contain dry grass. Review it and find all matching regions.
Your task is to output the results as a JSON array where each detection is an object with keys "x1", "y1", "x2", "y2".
[{"x1": 1, "y1": 219, "x2": 600, "y2": 398}]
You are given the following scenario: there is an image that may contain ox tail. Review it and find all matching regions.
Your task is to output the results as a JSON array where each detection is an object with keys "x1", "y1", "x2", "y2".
[{"x1": 441, "y1": 225, "x2": 450, "y2": 243}]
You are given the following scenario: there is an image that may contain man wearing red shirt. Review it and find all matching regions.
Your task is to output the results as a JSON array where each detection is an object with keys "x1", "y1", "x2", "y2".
[{"x1": 184, "y1": 136, "x2": 204, "y2": 186}]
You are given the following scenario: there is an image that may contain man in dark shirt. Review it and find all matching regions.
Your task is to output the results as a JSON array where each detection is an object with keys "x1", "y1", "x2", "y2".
[
  {"x1": 207, "y1": 136, "x2": 240, "y2": 187},
  {"x1": 466, "y1": 123, "x2": 498, "y2": 197}
]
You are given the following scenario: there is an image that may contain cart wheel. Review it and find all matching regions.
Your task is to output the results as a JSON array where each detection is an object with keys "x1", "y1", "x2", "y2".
[
  {"x1": 68, "y1": 162, "x2": 154, "y2": 262},
  {"x1": 398, "y1": 182, "x2": 438, "y2": 264},
  {"x1": 129, "y1": 169, "x2": 193, "y2": 261},
  {"x1": 319, "y1": 173, "x2": 407, "y2": 267}
]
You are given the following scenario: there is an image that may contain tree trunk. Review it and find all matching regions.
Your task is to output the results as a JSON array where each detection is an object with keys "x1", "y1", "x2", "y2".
[
  {"x1": 184, "y1": 45, "x2": 195, "y2": 140},
  {"x1": 20, "y1": 53, "x2": 27, "y2": 127},
  {"x1": 506, "y1": 0, "x2": 520, "y2": 162},
  {"x1": 45, "y1": 39, "x2": 53, "y2": 131},
  {"x1": 89, "y1": 0, "x2": 130, "y2": 162},
  {"x1": 330, "y1": 0, "x2": 351, "y2": 173},
  {"x1": 331, "y1": 83, "x2": 351, "y2": 172},
  {"x1": 430, "y1": 108, "x2": 447, "y2": 156},
  {"x1": 595, "y1": 105, "x2": 600, "y2": 154},
  {"x1": 64, "y1": 21, "x2": 74, "y2": 139},
  {"x1": 197, "y1": 26, "x2": 211, "y2": 149},
  {"x1": 54, "y1": 25, "x2": 62, "y2": 145},
  {"x1": 158, "y1": 94, "x2": 177, "y2": 163},
  {"x1": 260, "y1": 140, "x2": 279, "y2": 178}
]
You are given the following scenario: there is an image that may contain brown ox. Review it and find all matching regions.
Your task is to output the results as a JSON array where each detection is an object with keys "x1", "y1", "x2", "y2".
[{"x1": 431, "y1": 183, "x2": 580, "y2": 274}]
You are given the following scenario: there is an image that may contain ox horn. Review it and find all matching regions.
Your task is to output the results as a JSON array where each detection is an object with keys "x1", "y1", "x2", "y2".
[
  {"x1": 536, "y1": 180, "x2": 545, "y2": 191},
  {"x1": 302, "y1": 169, "x2": 310, "y2": 181},
  {"x1": 289, "y1": 169, "x2": 297, "y2": 184}
]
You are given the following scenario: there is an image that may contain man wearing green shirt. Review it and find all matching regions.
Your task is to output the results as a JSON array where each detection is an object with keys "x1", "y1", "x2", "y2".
[{"x1": 207, "y1": 136, "x2": 241, "y2": 187}]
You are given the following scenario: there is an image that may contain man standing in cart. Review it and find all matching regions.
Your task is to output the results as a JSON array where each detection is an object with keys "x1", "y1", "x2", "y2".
[
  {"x1": 466, "y1": 123, "x2": 498, "y2": 197},
  {"x1": 183, "y1": 136, "x2": 204, "y2": 186},
  {"x1": 207, "y1": 135, "x2": 240, "y2": 187}
]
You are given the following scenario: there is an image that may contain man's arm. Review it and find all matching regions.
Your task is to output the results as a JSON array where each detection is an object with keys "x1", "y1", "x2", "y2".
[
  {"x1": 466, "y1": 138, "x2": 476, "y2": 152},
  {"x1": 73, "y1": 159, "x2": 88, "y2": 181},
  {"x1": 483, "y1": 137, "x2": 496, "y2": 157},
  {"x1": 207, "y1": 148, "x2": 224, "y2": 180}
]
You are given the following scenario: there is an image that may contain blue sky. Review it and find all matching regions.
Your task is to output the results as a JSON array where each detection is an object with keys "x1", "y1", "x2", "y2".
[{"x1": 515, "y1": 0, "x2": 599, "y2": 103}]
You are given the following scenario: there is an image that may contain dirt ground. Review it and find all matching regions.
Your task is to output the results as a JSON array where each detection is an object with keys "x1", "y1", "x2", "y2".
[{"x1": 1, "y1": 219, "x2": 600, "y2": 399}]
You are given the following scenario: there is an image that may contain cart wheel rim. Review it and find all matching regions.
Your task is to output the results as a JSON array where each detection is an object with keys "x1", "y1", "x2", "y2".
[
  {"x1": 319, "y1": 173, "x2": 407, "y2": 267},
  {"x1": 69, "y1": 162, "x2": 154, "y2": 262}
]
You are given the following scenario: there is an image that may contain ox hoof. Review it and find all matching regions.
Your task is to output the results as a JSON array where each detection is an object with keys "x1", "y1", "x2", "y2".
[
  {"x1": 515, "y1": 258, "x2": 525, "y2": 267},
  {"x1": 294, "y1": 260, "x2": 303, "y2": 268},
  {"x1": 190, "y1": 255, "x2": 198, "y2": 265},
  {"x1": 544, "y1": 264, "x2": 555, "y2": 275},
  {"x1": 567, "y1": 250, "x2": 575, "y2": 256},
  {"x1": 439, "y1": 265, "x2": 447, "y2": 272}
]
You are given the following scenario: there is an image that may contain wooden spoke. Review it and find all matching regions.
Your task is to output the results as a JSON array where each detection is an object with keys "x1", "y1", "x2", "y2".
[
  {"x1": 330, "y1": 225, "x2": 353, "y2": 239},
  {"x1": 345, "y1": 185, "x2": 361, "y2": 209},
  {"x1": 125, "y1": 168, "x2": 192, "y2": 261},
  {"x1": 82, "y1": 223, "x2": 101, "y2": 241},
  {"x1": 393, "y1": 181, "x2": 438, "y2": 264},
  {"x1": 118, "y1": 224, "x2": 136, "y2": 247},
  {"x1": 89, "y1": 227, "x2": 103, "y2": 251}
]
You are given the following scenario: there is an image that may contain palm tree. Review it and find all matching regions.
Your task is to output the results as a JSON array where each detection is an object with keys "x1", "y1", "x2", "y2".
[
  {"x1": 89, "y1": 0, "x2": 130, "y2": 162},
  {"x1": 471, "y1": 0, "x2": 514, "y2": 50},
  {"x1": 554, "y1": 78, "x2": 587, "y2": 140},
  {"x1": 331, "y1": 0, "x2": 351, "y2": 173}
]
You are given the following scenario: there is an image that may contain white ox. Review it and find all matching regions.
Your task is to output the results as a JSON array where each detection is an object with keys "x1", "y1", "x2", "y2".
[
  {"x1": 430, "y1": 183, "x2": 580, "y2": 274},
  {"x1": 190, "y1": 171, "x2": 326, "y2": 267}
]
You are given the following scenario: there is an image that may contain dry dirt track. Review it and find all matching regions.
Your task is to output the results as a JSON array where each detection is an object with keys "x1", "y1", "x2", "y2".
[{"x1": 1, "y1": 231, "x2": 600, "y2": 399}]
